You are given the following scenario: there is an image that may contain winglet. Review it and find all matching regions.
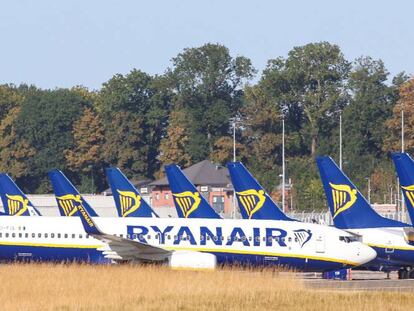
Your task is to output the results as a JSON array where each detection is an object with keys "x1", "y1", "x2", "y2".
[
  {"x1": 165, "y1": 164, "x2": 221, "y2": 219},
  {"x1": 316, "y1": 156, "x2": 406, "y2": 229},
  {"x1": 48, "y1": 170, "x2": 98, "y2": 217},
  {"x1": 75, "y1": 199, "x2": 102, "y2": 235},
  {"x1": 0, "y1": 173, "x2": 42, "y2": 216},
  {"x1": 227, "y1": 162, "x2": 293, "y2": 221},
  {"x1": 105, "y1": 167, "x2": 158, "y2": 218}
]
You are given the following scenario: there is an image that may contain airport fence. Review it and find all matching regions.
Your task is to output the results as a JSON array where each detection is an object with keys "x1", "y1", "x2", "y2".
[{"x1": 287, "y1": 211, "x2": 411, "y2": 225}]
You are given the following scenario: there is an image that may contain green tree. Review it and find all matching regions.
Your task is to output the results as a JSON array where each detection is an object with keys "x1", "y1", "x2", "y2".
[
  {"x1": 0, "y1": 106, "x2": 35, "y2": 179},
  {"x1": 340, "y1": 57, "x2": 397, "y2": 188},
  {"x1": 98, "y1": 70, "x2": 170, "y2": 179},
  {"x1": 15, "y1": 88, "x2": 92, "y2": 192},
  {"x1": 261, "y1": 42, "x2": 350, "y2": 156},
  {"x1": 159, "y1": 109, "x2": 192, "y2": 169},
  {"x1": 241, "y1": 85, "x2": 283, "y2": 190},
  {"x1": 65, "y1": 107, "x2": 106, "y2": 192},
  {"x1": 167, "y1": 43, "x2": 255, "y2": 161},
  {"x1": 385, "y1": 78, "x2": 414, "y2": 153}
]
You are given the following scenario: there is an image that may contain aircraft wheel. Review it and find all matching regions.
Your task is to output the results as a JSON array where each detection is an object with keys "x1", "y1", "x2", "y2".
[{"x1": 398, "y1": 268, "x2": 409, "y2": 279}]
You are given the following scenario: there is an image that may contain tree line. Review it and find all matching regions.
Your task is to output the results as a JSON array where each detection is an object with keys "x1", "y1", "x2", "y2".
[{"x1": 0, "y1": 42, "x2": 412, "y2": 211}]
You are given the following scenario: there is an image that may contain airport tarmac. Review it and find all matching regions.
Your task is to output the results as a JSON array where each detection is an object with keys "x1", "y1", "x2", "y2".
[{"x1": 302, "y1": 271, "x2": 414, "y2": 292}]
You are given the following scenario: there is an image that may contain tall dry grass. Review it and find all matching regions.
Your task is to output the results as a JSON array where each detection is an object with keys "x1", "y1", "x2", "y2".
[{"x1": 0, "y1": 263, "x2": 411, "y2": 311}]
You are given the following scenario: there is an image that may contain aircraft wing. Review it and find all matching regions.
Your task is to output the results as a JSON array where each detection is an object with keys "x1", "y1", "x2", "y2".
[
  {"x1": 74, "y1": 202, "x2": 171, "y2": 261},
  {"x1": 93, "y1": 233, "x2": 171, "y2": 262}
]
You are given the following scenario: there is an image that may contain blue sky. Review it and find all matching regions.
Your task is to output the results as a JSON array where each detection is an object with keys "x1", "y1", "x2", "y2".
[{"x1": 0, "y1": 0, "x2": 413, "y2": 89}]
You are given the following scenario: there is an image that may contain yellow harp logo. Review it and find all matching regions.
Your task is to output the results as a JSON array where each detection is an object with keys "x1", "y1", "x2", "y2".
[
  {"x1": 117, "y1": 190, "x2": 142, "y2": 217},
  {"x1": 56, "y1": 194, "x2": 82, "y2": 216},
  {"x1": 236, "y1": 189, "x2": 266, "y2": 219},
  {"x1": 402, "y1": 185, "x2": 414, "y2": 208},
  {"x1": 173, "y1": 191, "x2": 201, "y2": 218},
  {"x1": 329, "y1": 183, "x2": 357, "y2": 218},
  {"x1": 6, "y1": 194, "x2": 29, "y2": 216}
]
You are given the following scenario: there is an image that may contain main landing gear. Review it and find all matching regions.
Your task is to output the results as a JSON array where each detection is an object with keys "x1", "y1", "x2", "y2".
[{"x1": 398, "y1": 267, "x2": 414, "y2": 279}]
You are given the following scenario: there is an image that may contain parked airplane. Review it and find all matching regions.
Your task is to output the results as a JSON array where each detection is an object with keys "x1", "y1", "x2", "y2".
[
  {"x1": 106, "y1": 167, "x2": 158, "y2": 218},
  {"x1": 391, "y1": 152, "x2": 414, "y2": 224},
  {"x1": 227, "y1": 162, "x2": 293, "y2": 220},
  {"x1": 0, "y1": 201, "x2": 376, "y2": 271},
  {"x1": 0, "y1": 174, "x2": 41, "y2": 216},
  {"x1": 164, "y1": 164, "x2": 221, "y2": 219},
  {"x1": 48, "y1": 170, "x2": 98, "y2": 217},
  {"x1": 317, "y1": 156, "x2": 414, "y2": 278}
]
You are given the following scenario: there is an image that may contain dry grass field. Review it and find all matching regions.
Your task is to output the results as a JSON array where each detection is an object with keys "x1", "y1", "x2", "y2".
[{"x1": 0, "y1": 263, "x2": 412, "y2": 311}]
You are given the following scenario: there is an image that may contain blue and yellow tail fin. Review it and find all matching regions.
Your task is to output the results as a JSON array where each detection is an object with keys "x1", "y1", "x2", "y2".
[
  {"x1": 391, "y1": 152, "x2": 414, "y2": 224},
  {"x1": 0, "y1": 173, "x2": 42, "y2": 216},
  {"x1": 105, "y1": 167, "x2": 158, "y2": 218},
  {"x1": 48, "y1": 170, "x2": 98, "y2": 217},
  {"x1": 316, "y1": 156, "x2": 405, "y2": 229},
  {"x1": 227, "y1": 162, "x2": 293, "y2": 221},
  {"x1": 165, "y1": 164, "x2": 221, "y2": 219}
]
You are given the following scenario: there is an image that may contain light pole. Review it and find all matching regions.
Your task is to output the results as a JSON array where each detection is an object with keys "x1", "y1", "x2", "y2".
[
  {"x1": 282, "y1": 119, "x2": 285, "y2": 213},
  {"x1": 232, "y1": 118, "x2": 237, "y2": 218},
  {"x1": 88, "y1": 164, "x2": 94, "y2": 194},
  {"x1": 339, "y1": 113, "x2": 342, "y2": 170},
  {"x1": 366, "y1": 177, "x2": 371, "y2": 204},
  {"x1": 401, "y1": 107, "x2": 405, "y2": 221}
]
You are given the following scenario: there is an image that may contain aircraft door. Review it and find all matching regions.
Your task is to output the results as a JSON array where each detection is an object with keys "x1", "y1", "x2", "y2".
[{"x1": 315, "y1": 234, "x2": 325, "y2": 253}]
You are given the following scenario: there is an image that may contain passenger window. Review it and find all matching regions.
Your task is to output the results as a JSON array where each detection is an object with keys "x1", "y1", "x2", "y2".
[
  {"x1": 138, "y1": 234, "x2": 143, "y2": 240},
  {"x1": 213, "y1": 236, "x2": 218, "y2": 242},
  {"x1": 44, "y1": 233, "x2": 48, "y2": 238},
  {"x1": 167, "y1": 235, "x2": 171, "y2": 240},
  {"x1": 147, "y1": 235, "x2": 151, "y2": 239},
  {"x1": 0, "y1": 233, "x2": 2, "y2": 238},
  {"x1": 57, "y1": 234, "x2": 61, "y2": 238},
  {"x1": 249, "y1": 236, "x2": 252, "y2": 241},
  {"x1": 5, "y1": 233, "x2": 9, "y2": 238},
  {"x1": 155, "y1": 234, "x2": 159, "y2": 239},
  {"x1": 72, "y1": 234, "x2": 75, "y2": 238},
  {"x1": 25, "y1": 233, "x2": 28, "y2": 238},
  {"x1": 64, "y1": 234, "x2": 68, "y2": 238},
  {"x1": 32, "y1": 233, "x2": 35, "y2": 238},
  {"x1": 255, "y1": 236, "x2": 260, "y2": 242},
  {"x1": 79, "y1": 234, "x2": 82, "y2": 239},
  {"x1": 206, "y1": 236, "x2": 210, "y2": 241},
  {"x1": 288, "y1": 237, "x2": 292, "y2": 242},
  {"x1": 18, "y1": 233, "x2": 22, "y2": 238},
  {"x1": 120, "y1": 234, "x2": 123, "y2": 238},
  {"x1": 262, "y1": 237, "x2": 266, "y2": 242},
  {"x1": 200, "y1": 236, "x2": 204, "y2": 241},
  {"x1": 51, "y1": 233, "x2": 55, "y2": 238},
  {"x1": 38, "y1": 233, "x2": 41, "y2": 238},
  {"x1": 12, "y1": 233, "x2": 16, "y2": 238}
]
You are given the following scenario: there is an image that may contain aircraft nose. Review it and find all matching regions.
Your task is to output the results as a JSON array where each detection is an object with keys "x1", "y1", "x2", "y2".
[{"x1": 358, "y1": 244, "x2": 377, "y2": 265}]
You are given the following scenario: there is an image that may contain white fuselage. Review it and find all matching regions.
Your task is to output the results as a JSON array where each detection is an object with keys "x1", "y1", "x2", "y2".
[{"x1": 0, "y1": 216, "x2": 376, "y2": 271}]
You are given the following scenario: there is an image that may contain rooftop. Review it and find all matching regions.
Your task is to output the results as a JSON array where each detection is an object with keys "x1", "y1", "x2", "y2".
[{"x1": 150, "y1": 160, "x2": 231, "y2": 187}]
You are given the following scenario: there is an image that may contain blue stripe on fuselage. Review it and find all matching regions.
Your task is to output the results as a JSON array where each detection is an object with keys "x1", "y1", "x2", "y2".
[{"x1": 0, "y1": 244, "x2": 351, "y2": 271}]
